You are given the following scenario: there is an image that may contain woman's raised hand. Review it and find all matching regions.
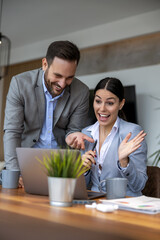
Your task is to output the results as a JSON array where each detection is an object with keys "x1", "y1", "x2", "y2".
[{"x1": 118, "y1": 130, "x2": 146, "y2": 167}]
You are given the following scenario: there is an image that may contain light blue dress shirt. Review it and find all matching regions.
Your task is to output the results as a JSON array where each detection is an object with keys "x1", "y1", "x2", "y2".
[{"x1": 33, "y1": 73, "x2": 64, "y2": 149}]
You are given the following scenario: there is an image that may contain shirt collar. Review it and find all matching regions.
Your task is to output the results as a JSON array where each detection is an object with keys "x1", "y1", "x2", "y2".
[
  {"x1": 86, "y1": 117, "x2": 120, "y2": 137},
  {"x1": 87, "y1": 121, "x2": 99, "y2": 137}
]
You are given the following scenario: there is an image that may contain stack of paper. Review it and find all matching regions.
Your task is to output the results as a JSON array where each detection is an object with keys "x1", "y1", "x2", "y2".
[{"x1": 100, "y1": 196, "x2": 160, "y2": 214}]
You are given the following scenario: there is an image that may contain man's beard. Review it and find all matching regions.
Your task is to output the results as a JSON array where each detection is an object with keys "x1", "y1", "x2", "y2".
[
  {"x1": 44, "y1": 78, "x2": 55, "y2": 97},
  {"x1": 44, "y1": 70, "x2": 57, "y2": 97}
]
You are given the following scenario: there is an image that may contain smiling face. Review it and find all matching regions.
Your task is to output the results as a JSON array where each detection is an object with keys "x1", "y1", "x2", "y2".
[
  {"x1": 42, "y1": 56, "x2": 77, "y2": 98},
  {"x1": 93, "y1": 89, "x2": 125, "y2": 131}
]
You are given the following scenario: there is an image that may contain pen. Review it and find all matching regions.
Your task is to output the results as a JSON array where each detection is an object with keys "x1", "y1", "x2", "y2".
[
  {"x1": 91, "y1": 140, "x2": 97, "y2": 165},
  {"x1": 92, "y1": 140, "x2": 97, "y2": 151}
]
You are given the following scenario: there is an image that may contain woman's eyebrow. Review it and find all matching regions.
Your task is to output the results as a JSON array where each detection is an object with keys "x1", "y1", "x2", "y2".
[
  {"x1": 95, "y1": 95, "x2": 115, "y2": 100},
  {"x1": 95, "y1": 95, "x2": 101, "y2": 99}
]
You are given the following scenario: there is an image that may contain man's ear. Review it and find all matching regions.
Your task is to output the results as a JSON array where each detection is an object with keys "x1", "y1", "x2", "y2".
[
  {"x1": 42, "y1": 58, "x2": 48, "y2": 71},
  {"x1": 119, "y1": 99, "x2": 125, "y2": 110}
]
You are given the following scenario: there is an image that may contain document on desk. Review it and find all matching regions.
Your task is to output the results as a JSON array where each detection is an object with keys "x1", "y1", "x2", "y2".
[{"x1": 100, "y1": 196, "x2": 160, "y2": 214}]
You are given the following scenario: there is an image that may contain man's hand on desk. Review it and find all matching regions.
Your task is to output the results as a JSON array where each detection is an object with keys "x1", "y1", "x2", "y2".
[
  {"x1": 19, "y1": 176, "x2": 24, "y2": 188},
  {"x1": 66, "y1": 132, "x2": 94, "y2": 150}
]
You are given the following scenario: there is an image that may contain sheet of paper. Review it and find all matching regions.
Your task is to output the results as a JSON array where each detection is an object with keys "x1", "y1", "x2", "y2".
[{"x1": 100, "y1": 196, "x2": 160, "y2": 214}]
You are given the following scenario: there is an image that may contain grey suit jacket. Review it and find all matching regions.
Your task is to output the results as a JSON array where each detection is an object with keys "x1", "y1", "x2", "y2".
[
  {"x1": 3, "y1": 68, "x2": 89, "y2": 169},
  {"x1": 82, "y1": 119, "x2": 148, "y2": 196}
]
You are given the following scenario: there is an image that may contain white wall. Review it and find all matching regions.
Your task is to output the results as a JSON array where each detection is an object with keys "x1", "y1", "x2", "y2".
[{"x1": 78, "y1": 64, "x2": 160, "y2": 165}]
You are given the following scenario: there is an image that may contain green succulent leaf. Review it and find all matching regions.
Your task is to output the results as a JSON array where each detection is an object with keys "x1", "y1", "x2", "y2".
[{"x1": 149, "y1": 149, "x2": 160, "y2": 166}]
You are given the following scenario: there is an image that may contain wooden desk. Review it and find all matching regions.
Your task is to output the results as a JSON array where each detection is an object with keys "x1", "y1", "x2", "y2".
[{"x1": 0, "y1": 187, "x2": 160, "y2": 240}]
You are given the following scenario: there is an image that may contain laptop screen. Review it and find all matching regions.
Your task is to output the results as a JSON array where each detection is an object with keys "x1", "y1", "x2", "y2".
[{"x1": 16, "y1": 147, "x2": 104, "y2": 199}]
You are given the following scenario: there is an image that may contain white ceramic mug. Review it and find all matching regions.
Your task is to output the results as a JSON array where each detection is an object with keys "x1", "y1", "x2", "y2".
[{"x1": 99, "y1": 177, "x2": 128, "y2": 199}]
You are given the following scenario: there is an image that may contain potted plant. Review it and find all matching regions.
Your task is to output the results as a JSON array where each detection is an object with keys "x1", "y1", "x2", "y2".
[
  {"x1": 149, "y1": 96, "x2": 160, "y2": 166},
  {"x1": 149, "y1": 136, "x2": 160, "y2": 166},
  {"x1": 37, "y1": 149, "x2": 89, "y2": 207}
]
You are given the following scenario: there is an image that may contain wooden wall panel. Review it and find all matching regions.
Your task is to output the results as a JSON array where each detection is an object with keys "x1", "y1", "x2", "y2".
[{"x1": 76, "y1": 32, "x2": 160, "y2": 75}]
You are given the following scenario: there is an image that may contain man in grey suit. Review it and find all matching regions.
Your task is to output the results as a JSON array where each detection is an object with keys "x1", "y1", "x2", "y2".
[{"x1": 3, "y1": 41, "x2": 93, "y2": 178}]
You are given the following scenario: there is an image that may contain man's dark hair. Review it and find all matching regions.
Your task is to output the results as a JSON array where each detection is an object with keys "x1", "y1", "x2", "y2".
[{"x1": 46, "y1": 40, "x2": 80, "y2": 67}]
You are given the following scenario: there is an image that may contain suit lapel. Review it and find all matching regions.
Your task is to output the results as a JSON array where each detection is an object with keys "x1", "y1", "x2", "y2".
[
  {"x1": 53, "y1": 86, "x2": 70, "y2": 127},
  {"x1": 35, "y1": 70, "x2": 45, "y2": 127}
]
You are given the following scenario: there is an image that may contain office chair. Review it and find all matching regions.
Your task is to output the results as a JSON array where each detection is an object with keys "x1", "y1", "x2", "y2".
[{"x1": 142, "y1": 166, "x2": 160, "y2": 198}]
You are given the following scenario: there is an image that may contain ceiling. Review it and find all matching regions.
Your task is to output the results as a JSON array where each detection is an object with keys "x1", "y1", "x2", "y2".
[{"x1": 1, "y1": 0, "x2": 160, "y2": 49}]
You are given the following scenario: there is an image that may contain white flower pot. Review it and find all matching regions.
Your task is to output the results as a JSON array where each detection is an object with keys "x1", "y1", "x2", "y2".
[{"x1": 48, "y1": 177, "x2": 77, "y2": 207}]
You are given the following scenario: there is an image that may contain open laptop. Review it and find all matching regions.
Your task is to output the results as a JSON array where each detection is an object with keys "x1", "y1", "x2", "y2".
[{"x1": 16, "y1": 148, "x2": 105, "y2": 200}]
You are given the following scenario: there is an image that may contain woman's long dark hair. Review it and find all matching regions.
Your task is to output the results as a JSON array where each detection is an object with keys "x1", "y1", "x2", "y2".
[{"x1": 94, "y1": 77, "x2": 127, "y2": 120}]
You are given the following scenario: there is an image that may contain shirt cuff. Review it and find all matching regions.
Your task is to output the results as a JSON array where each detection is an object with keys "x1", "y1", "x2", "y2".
[{"x1": 117, "y1": 160, "x2": 129, "y2": 171}]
